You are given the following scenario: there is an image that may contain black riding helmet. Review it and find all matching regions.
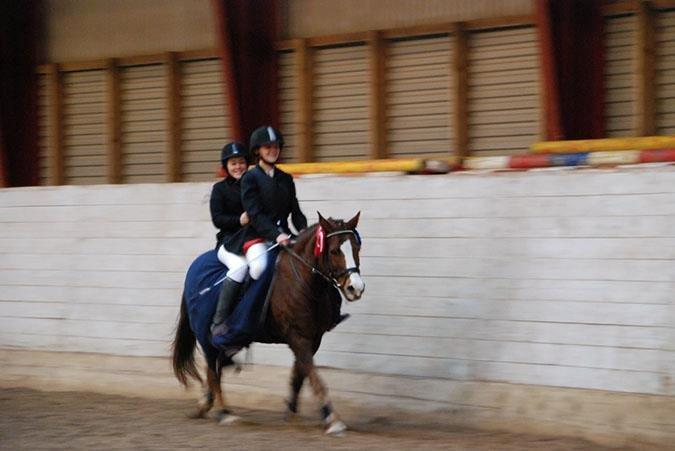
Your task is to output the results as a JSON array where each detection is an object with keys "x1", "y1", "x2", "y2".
[
  {"x1": 249, "y1": 125, "x2": 284, "y2": 153},
  {"x1": 220, "y1": 141, "x2": 249, "y2": 167}
]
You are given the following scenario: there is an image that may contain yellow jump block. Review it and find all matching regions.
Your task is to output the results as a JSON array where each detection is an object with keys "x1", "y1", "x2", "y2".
[
  {"x1": 278, "y1": 158, "x2": 458, "y2": 175},
  {"x1": 531, "y1": 136, "x2": 675, "y2": 153}
]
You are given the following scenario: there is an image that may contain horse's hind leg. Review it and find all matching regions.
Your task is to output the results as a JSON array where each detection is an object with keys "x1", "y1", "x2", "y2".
[
  {"x1": 187, "y1": 364, "x2": 214, "y2": 419},
  {"x1": 210, "y1": 366, "x2": 241, "y2": 425}
]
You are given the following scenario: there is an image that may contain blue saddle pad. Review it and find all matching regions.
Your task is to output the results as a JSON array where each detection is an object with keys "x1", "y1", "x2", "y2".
[
  {"x1": 183, "y1": 250, "x2": 226, "y2": 362},
  {"x1": 183, "y1": 248, "x2": 278, "y2": 361}
]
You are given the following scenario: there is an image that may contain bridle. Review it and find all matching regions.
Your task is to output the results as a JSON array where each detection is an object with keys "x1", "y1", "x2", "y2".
[{"x1": 282, "y1": 229, "x2": 361, "y2": 291}]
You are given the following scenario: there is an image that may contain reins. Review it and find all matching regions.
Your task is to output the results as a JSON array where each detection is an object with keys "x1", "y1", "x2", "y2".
[{"x1": 282, "y1": 244, "x2": 341, "y2": 290}]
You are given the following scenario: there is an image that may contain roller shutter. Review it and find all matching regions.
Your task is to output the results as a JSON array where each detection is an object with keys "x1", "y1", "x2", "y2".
[
  {"x1": 120, "y1": 64, "x2": 167, "y2": 183},
  {"x1": 386, "y1": 35, "x2": 454, "y2": 157},
  {"x1": 604, "y1": 14, "x2": 637, "y2": 137},
  {"x1": 656, "y1": 10, "x2": 675, "y2": 135},
  {"x1": 37, "y1": 74, "x2": 52, "y2": 185},
  {"x1": 181, "y1": 58, "x2": 231, "y2": 182},
  {"x1": 62, "y1": 70, "x2": 107, "y2": 185},
  {"x1": 467, "y1": 26, "x2": 541, "y2": 156},
  {"x1": 313, "y1": 44, "x2": 369, "y2": 161},
  {"x1": 278, "y1": 50, "x2": 300, "y2": 163}
]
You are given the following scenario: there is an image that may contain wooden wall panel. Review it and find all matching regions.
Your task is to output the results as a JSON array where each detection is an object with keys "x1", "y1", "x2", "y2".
[
  {"x1": 180, "y1": 59, "x2": 231, "y2": 182},
  {"x1": 385, "y1": 35, "x2": 454, "y2": 157},
  {"x1": 605, "y1": 14, "x2": 638, "y2": 137},
  {"x1": 467, "y1": 26, "x2": 541, "y2": 155},
  {"x1": 313, "y1": 44, "x2": 370, "y2": 161},
  {"x1": 655, "y1": 10, "x2": 675, "y2": 135},
  {"x1": 62, "y1": 70, "x2": 107, "y2": 185}
]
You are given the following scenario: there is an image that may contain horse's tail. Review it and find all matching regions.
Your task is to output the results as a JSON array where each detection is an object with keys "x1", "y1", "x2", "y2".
[{"x1": 172, "y1": 292, "x2": 203, "y2": 388}]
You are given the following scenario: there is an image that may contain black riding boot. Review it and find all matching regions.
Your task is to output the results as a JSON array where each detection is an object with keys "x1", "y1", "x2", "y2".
[{"x1": 210, "y1": 278, "x2": 242, "y2": 337}]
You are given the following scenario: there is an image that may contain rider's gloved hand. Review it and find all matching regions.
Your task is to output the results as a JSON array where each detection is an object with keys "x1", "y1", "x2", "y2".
[{"x1": 276, "y1": 233, "x2": 291, "y2": 246}]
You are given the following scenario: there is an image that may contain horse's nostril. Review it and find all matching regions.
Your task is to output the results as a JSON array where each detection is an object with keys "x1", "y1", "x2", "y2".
[{"x1": 347, "y1": 285, "x2": 355, "y2": 293}]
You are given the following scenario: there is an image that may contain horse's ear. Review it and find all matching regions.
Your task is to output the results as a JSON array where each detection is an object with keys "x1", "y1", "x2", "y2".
[
  {"x1": 317, "y1": 211, "x2": 333, "y2": 232},
  {"x1": 346, "y1": 211, "x2": 360, "y2": 229}
]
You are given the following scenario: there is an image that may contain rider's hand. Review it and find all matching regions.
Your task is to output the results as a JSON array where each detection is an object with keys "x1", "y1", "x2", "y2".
[
  {"x1": 276, "y1": 233, "x2": 291, "y2": 246},
  {"x1": 239, "y1": 211, "x2": 249, "y2": 225}
]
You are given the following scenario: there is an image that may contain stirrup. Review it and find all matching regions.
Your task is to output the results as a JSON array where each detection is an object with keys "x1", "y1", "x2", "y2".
[{"x1": 210, "y1": 322, "x2": 229, "y2": 338}]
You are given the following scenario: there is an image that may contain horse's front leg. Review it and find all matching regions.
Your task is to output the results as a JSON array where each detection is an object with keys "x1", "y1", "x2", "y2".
[
  {"x1": 285, "y1": 360, "x2": 305, "y2": 421},
  {"x1": 290, "y1": 337, "x2": 346, "y2": 435}
]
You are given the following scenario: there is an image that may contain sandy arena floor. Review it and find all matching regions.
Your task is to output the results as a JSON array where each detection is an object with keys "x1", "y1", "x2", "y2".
[{"x1": 0, "y1": 387, "x2": 630, "y2": 450}]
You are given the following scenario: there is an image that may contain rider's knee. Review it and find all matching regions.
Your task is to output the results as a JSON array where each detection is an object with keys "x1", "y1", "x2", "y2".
[
  {"x1": 246, "y1": 243, "x2": 269, "y2": 280},
  {"x1": 248, "y1": 257, "x2": 267, "y2": 280}
]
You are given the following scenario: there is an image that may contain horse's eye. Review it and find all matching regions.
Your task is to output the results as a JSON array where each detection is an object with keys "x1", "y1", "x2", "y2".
[{"x1": 330, "y1": 248, "x2": 340, "y2": 256}]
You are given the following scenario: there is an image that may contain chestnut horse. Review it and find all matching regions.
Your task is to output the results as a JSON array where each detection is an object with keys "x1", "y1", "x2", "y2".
[{"x1": 172, "y1": 212, "x2": 364, "y2": 434}]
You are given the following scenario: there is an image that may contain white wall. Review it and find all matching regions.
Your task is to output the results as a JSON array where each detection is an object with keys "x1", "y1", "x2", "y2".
[{"x1": 1, "y1": 168, "x2": 674, "y2": 398}]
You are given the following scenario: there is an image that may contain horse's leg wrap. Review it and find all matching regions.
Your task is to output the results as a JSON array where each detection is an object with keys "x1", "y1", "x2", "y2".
[
  {"x1": 198, "y1": 391, "x2": 214, "y2": 409},
  {"x1": 321, "y1": 403, "x2": 333, "y2": 422}
]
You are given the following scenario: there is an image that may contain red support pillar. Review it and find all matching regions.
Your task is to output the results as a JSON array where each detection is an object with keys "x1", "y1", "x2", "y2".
[
  {"x1": 0, "y1": 0, "x2": 41, "y2": 186},
  {"x1": 212, "y1": 0, "x2": 280, "y2": 144},
  {"x1": 536, "y1": 0, "x2": 605, "y2": 140}
]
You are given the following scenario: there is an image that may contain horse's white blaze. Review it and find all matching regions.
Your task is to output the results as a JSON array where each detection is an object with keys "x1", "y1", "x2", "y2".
[
  {"x1": 340, "y1": 240, "x2": 356, "y2": 269},
  {"x1": 340, "y1": 239, "x2": 364, "y2": 301}
]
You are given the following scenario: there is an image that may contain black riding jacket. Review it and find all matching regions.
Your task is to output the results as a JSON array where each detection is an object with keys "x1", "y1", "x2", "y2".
[
  {"x1": 225, "y1": 165, "x2": 307, "y2": 253},
  {"x1": 209, "y1": 176, "x2": 244, "y2": 249}
]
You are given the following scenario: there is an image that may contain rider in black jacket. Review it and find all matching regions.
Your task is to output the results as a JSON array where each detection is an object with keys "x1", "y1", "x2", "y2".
[
  {"x1": 224, "y1": 125, "x2": 307, "y2": 276},
  {"x1": 211, "y1": 126, "x2": 308, "y2": 346},
  {"x1": 209, "y1": 142, "x2": 250, "y2": 335},
  {"x1": 210, "y1": 142, "x2": 249, "y2": 251}
]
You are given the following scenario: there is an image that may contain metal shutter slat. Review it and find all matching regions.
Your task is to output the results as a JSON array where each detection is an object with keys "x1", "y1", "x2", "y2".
[
  {"x1": 657, "y1": 10, "x2": 675, "y2": 134},
  {"x1": 278, "y1": 50, "x2": 299, "y2": 163},
  {"x1": 604, "y1": 14, "x2": 637, "y2": 137},
  {"x1": 313, "y1": 44, "x2": 369, "y2": 161},
  {"x1": 386, "y1": 40, "x2": 453, "y2": 157},
  {"x1": 62, "y1": 70, "x2": 107, "y2": 184},
  {"x1": 121, "y1": 64, "x2": 167, "y2": 183},
  {"x1": 468, "y1": 26, "x2": 540, "y2": 155},
  {"x1": 180, "y1": 59, "x2": 230, "y2": 182}
]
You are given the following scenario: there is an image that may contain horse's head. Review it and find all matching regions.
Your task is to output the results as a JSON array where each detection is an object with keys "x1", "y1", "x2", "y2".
[{"x1": 316, "y1": 212, "x2": 365, "y2": 302}]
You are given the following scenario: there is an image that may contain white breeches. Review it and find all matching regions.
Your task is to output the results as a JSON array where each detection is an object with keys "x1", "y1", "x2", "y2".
[{"x1": 217, "y1": 242, "x2": 270, "y2": 282}]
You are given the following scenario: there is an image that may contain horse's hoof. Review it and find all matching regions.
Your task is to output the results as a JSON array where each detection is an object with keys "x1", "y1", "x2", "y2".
[
  {"x1": 284, "y1": 410, "x2": 298, "y2": 422},
  {"x1": 187, "y1": 409, "x2": 207, "y2": 419},
  {"x1": 219, "y1": 414, "x2": 241, "y2": 426},
  {"x1": 325, "y1": 420, "x2": 347, "y2": 436}
]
